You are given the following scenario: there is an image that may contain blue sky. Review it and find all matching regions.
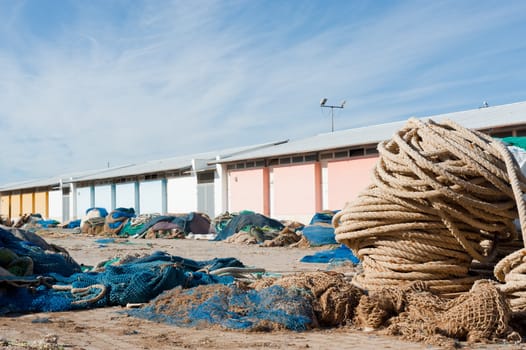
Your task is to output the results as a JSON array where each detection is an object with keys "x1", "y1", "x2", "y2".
[{"x1": 0, "y1": 0, "x2": 525, "y2": 184}]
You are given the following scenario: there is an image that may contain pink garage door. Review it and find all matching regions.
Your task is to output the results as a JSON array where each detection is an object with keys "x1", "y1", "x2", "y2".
[
  {"x1": 271, "y1": 163, "x2": 320, "y2": 221},
  {"x1": 327, "y1": 156, "x2": 378, "y2": 210},
  {"x1": 228, "y1": 168, "x2": 268, "y2": 214}
]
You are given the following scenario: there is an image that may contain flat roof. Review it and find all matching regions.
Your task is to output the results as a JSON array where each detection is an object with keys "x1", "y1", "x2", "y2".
[
  {"x1": 0, "y1": 141, "x2": 286, "y2": 191},
  {"x1": 215, "y1": 101, "x2": 526, "y2": 163}
]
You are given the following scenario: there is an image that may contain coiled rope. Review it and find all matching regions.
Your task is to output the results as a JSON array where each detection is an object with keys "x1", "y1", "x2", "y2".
[
  {"x1": 334, "y1": 118, "x2": 526, "y2": 297},
  {"x1": 52, "y1": 283, "x2": 107, "y2": 305}
]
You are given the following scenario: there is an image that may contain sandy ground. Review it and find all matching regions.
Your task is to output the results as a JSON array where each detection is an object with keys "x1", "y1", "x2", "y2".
[{"x1": 1, "y1": 233, "x2": 525, "y2": 350}]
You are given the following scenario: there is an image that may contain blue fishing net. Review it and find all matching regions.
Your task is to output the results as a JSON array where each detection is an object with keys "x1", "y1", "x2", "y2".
[
  {"x1": 301, "y1": 225, "x2": 337, "y2": 246},
  {"x1": 65, "y1": 219, "x2": 81, "y2": 228},
  {"x1": 86, "y1": 207, "x2": 109, "y2": 217},
  {"x1": 35, "y1": 219, "x2": 60, "y2": 228},
  {"x1": 105, "y1": 207, "x2": 136, "y2": 234},
  {"x1": 110, "y1": 207, "x2": 135, "y2": 220},
  {"x1": 129, "y1": 284, "x2": 315, "y2": 331},
  {"x1": 0, "y1": 251, "x2": 242, "y2": 315},
  {"x1": 300, "y1": 211, "x2": 340, "y2": 246},
  {"x1": 0, "y1": 227, "x2": 81, "y2": 276},
  {"x1": 309, "y1": 210, "x2": 339, "y2": 225},
  {"x1": 300, "y1": 244, "x2": 360, "y2": 264}
]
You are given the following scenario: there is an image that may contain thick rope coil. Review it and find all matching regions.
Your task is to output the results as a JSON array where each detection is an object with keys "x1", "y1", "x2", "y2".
[
  {"x1": 494, "y1": 249, "x2": 526, "y2": 312},
  {"x1": 334, "y1": 118, "x2": 526, "y2": 297}
]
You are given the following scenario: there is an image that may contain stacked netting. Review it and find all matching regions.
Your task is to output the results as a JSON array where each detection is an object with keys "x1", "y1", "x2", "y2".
[{"x1": 1, "y1": 229, "x2": 242, "y2": 314}]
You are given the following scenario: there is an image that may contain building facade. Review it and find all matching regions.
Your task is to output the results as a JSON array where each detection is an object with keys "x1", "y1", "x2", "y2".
[
  {"x1": 1, "y1": 101, "x2": 526, "y2": 224},
  {"x1": 216, "y1": 101, "x2": 526, "y2": 223}
]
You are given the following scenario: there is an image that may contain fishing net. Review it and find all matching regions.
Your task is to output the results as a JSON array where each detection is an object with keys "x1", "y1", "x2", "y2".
[
  {"x1": 299, "y1": 211, "x2": 339, "y2": 246},
  {"x1": 0, "y1": 251, "x2": 242, "y2": 315},
  {"x1": 103, "y1": 207, "x2": 136, "y2": 235},
  {"x1": 354, "y1": 280, "x2": 520, "y2": 346},
  {"x1": 261, "y1": 226, "x2": 302, "y2": 247},
  {"x1": 224, "y1": 231, "x2": 259, "y2": 244},
  {"x1": 130, "y1": 284, "x2": 315, "y2": 331},
  {"x1": 224, "y1": 222, "x2": 303, "y2": 247},
  {"x1": 214, "y1": 212, "x2": 284, "y2": 241},
  {"x1": 251, "y1": 271, "x2": 364, "y2": 326},
  {"x1": 0, "y1": 227, "x2": 80, "y2": 277},
  {"x1": 301, "y1": 225, "x2": 337, "y2": 246},
  {"x1": 131, "y1": 271, "x2": 363, "y2": 331},
  {"x1": 300, "y1": 244, "x2": 359, "y2": 264},
  {"x1": 81, "y1": 217, "x2": 106, "y2": 235}
]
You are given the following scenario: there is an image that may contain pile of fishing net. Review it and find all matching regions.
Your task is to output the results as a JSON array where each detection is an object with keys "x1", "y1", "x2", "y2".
[
  {"x1": 130, "y1": 269, "x2": 523, "y2": 346},
  {"x1": 297, "y1": 211, "x2": 339, "y2": 246},
  {"x1": 0, "y1": 227, "x2": 80, "y2": 277},
  {"x1": 80, "y1": 207, "x2": 108, "y2": 235},
  {"x1": 217, "y1": 210, "x2": 340, "y2": 247},
  {"x1": 213, "y1": 211, "x2": 285, "y2": 241},
  {"x1": 1, "y1": 248, "x2": 243, "y2": 315},
  {"x1": 326, "y1": 118, "x2": 526, "y2": 344},
  {"x1": 8, "y1": 213, "x2": 61, "y2": 230},
  {"x1": 120, "y1": 212, "x2": 213, "y2": 239},
  {"x1": 224, "y1": 224, "x2": 304, "y2": 246},
  {"x1": 354, "y1": 279, "x2": 520, "y2": 347},
  {"x1": 1, "y1": 225, "x2": 251, "y2": 317},
  {"x1": 129, "y1": 271, "x2": 364, "y2": 331},
  {"x1": 260, "y1": 225, "x2": 304, "y2": 247},
  {"x1": 103, "y1": 207, "x2": 136, "y2": 235}
]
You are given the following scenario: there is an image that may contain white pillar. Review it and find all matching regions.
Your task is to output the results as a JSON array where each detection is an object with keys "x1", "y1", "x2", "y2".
[
  {"x1": 215, "y1": 157, "x2": 228, "y2": 216},
  {"x1": 134, "y1": 181, "x2": 140, "y2": 214},
  {"x1": 69, "y1": 181, "x2": 77, "y2": 220},
  {"x1": 90, "y1": 185, "x2": 95, "y2": 208},
  {"x1": 110, "y1": 183, "x2": 116, "y2": 210},
  {"x1": 161, "y1": 178, "x2": 168, "y2": 214}
]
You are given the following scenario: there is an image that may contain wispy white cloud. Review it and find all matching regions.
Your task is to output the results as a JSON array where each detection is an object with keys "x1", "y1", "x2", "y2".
[{"x1": 0, "y1": 0, "x2": 525, "y2": 184}]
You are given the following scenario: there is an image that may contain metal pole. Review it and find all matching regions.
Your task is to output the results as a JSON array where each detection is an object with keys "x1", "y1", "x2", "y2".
[
  {"x1": 320, "y1": 100, "x2": 344, "y2": 132},
  {"x1": 331, "y1": 107, "x2": 334, "y2": 132}
]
